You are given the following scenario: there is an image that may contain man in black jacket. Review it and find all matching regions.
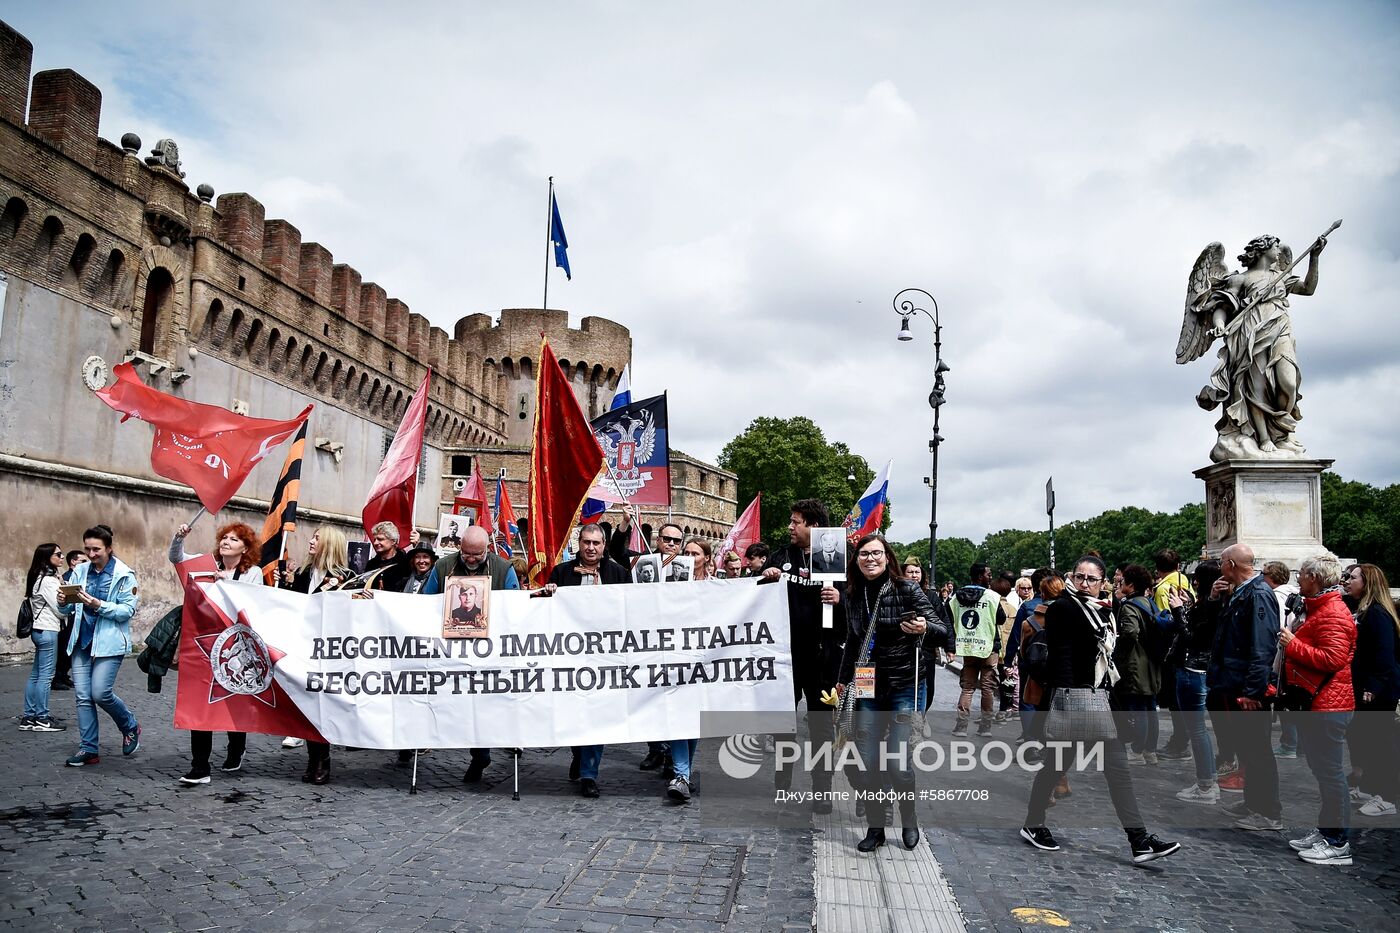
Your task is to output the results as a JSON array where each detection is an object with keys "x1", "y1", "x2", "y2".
[
  {"x1": 540, "y1": 523, "x2": 630, "y2": 798},
  {"x1": 365, "y1": 522, "x2": 412, "y2": 592},
  {"x1": 761, "y1": 498, "x2": 845, "y2": 812},
  {"x1": 1207, "y1": 543, "x2": 1283, "y2": 831}
]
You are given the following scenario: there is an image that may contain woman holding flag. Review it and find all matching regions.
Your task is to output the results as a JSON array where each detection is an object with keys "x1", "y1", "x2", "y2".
[{"x1": 169, "y1": 520, "x2": 262, "y2": 785}]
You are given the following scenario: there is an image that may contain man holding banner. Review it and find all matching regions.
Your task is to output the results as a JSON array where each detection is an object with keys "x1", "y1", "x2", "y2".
[
  {"x1": 541, "y1": 523, "x2": 631, "y2": 798},
  {"x1": 761, "y1": 498, "x2": 844, "y2": 811},
  {"x1": 422, "y1": 524, "x2": 519, "y2": 784}
]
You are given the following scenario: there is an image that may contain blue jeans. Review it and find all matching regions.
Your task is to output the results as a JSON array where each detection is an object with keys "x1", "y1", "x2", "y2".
[
  {"x1": 578, "y1": 744, "x2": 604, "y2": 781},
  {"x1": 852, "y1": 682, "x2": 926, "y2": 825},
  {"x1": 71, "y1": 646, "x2": 137, "y2": 754},
  {"x1": 24, "y1": 630, "x2": 59, "y2": 718},
  {"x1": 669, "y1": 739, "x2": 698, "y2": 781},
  {"x1": 1120, "y1": 694, "x2": 1159, "y2": 754},
  {"x1": 1279, "y1": 716, "x2": 1298, "y2": 753},
  {"x1": 1175, "y1": 668, "x2": 1216, "y2": 782},
  {"x1": 1297, "y1": 711, "x2": 1352, "y2": 846}
]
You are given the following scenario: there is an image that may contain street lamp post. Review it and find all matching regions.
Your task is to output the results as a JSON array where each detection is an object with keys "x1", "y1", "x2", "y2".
[{"x1": 894, "y1": 288, "x2": 948, "y2": 586}]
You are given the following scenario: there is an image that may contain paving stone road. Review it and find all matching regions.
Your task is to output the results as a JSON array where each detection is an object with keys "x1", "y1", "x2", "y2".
[{"x1": 2, "y1": 660, "x2": 1397, "y2": 932}]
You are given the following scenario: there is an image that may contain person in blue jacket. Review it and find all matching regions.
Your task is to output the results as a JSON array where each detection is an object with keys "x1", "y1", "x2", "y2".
[{"x1": 56, "y1": 524, "x2": 141, "y2": 767}]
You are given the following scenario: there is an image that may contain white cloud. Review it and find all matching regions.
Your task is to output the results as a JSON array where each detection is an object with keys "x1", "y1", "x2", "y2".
[{"x1": 16, "y1": 1, "x2": 1400, "y2": 542}]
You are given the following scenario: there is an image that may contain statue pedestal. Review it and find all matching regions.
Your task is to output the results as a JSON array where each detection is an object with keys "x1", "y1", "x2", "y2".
[{"x1": 1194, "y1": 458, "x2": 1332, "y2": 569}]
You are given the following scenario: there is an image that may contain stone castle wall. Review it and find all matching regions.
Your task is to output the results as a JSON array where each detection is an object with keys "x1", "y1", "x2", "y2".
[{"x1": 0, "y1": 19, "x2": 732, "y2": 655}]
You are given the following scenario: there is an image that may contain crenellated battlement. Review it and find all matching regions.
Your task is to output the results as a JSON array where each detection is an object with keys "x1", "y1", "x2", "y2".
[{"x1": 0, "y1": 19, "x2": 636, "y2": 457}]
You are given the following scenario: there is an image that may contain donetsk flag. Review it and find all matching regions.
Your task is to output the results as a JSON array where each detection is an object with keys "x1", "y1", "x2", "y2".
[
  {"x1": 586, "y1": 394, "x2": 670, "y2": 506},
  {"x1": 258, "y1": 422, "x2": 307, "y2": 584}
]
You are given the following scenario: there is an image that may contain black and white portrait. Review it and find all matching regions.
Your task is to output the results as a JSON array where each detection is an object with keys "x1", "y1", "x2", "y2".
[
  {"x1": 666, "y1": 555, "x2": 695, "y2": 582},
  {"x1": 810, "y1": 527, "x2": 847, "y2": 577},
  {"x1": 632, "y1": 553, "x2": 662, "y2": 584}
]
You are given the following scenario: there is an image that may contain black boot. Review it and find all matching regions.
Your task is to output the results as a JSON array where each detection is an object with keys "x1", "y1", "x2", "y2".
[
  {"x1": 569, "y1": 747, "x2": 581, "y2": 782},
  {"x1": 857, "y1": 828, "x2": 886, "y2": 852}
]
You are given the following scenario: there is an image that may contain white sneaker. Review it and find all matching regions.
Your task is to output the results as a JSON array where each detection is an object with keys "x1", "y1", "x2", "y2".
[
  {"x1": 1298, "y1": 841, "x2": 1352, "y2": 866},
  {"x1": 1359, "y1": 797, "x2": 1397, "y2": 817},
  {"x1": 1288, "y1": 830, "x2": 1324, "y2": 851},
  {"x1": 1348, "y1": 787, "x2": 1376, "y2": 806},
  {"x1": 1175, "y1": 782, "x2": 1220, "y2": 804},
  {"x1": 282, "y1": 736, "x2": 305, "y2": 749},
  {"x1": 1125, "y1": 751, "x2": 1146, "y2": 765}
]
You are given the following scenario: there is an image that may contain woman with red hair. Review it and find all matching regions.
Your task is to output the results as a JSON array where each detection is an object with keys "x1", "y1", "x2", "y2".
[{"x1": 169, "y1": 519, "x2": 262, "y2": 785}]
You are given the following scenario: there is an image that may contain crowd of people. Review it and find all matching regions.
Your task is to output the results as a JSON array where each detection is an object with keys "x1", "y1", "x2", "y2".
[{"x1": 16, "y1": 507, "x2": 1400, "y2": 869}]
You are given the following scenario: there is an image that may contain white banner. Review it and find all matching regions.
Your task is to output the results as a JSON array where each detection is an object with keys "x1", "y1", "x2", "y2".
[{"x1": 201, "y1": 578, "x2": 796, "y2": 749}]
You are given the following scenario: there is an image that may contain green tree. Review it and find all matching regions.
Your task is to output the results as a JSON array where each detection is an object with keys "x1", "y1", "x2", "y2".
[
  {"x1": 719, "y1": 417, "x2": 873, "y2": 546},
  {"x1": 1321, "y1": 472, "x2": 1400, "y2": 580}
]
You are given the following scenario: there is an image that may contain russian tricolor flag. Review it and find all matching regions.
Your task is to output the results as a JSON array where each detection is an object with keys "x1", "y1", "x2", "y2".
[{"x1": 844, "y1": 460, "x2": 893, "y2": 542}]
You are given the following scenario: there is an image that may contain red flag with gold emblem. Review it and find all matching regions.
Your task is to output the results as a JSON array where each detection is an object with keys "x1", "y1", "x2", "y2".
[
  {"x1": 171, "y1": 554, "x2": 324, "y2": 740},
  {"x1": 527, "y1": 338, "x2": 605, "y2": 586}
]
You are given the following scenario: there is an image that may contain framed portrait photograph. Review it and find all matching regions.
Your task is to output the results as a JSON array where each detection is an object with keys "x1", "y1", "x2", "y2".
[
  {"x1": 435, "y1": 511, "x2": 470, "y2": 551},
  {"x1": 442, "y1": 575, "x2": 491, "y2": 638},
  {"x1": 666, "y1": 555, "x2": 695, "y2": 582},
  {"x1": 809, "y1": 527, "x2": 848, "y2": 579},
  {"x1": 632, "y1": 553, "x2": 663, "y2": 584},
  {"x1": 347, "y1": 540, "x2": 372, "y2": 575}
]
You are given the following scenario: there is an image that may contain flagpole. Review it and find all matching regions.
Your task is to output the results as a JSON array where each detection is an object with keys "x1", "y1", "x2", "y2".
[
  {"x1": 188, "y1": 505, "x2": 207, "y2": 529},
  {"x1": 543, "y1": 176, "x2": 554, "y2": 312}
]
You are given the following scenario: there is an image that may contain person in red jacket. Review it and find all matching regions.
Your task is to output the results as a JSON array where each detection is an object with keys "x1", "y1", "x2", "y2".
[{"x1": 1278, "y1": 554, "x2": 1356, "y2": 866}]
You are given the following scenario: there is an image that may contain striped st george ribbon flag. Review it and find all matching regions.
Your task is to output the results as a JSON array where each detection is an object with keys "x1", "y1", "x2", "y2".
[{"x1": 259, "y1": 422, "x2": 308, "y2": 585}]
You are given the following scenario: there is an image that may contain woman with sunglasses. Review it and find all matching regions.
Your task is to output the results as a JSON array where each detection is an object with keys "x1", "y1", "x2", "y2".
[
  {"x1": 826, "y1": 534, "x2": 946, "y2": 852},
  {"x1": 1019, "y1": 555, "x2": 1180, "y2": 864}
]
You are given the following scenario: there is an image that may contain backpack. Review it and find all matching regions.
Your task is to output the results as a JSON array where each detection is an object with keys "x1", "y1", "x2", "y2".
[
  {"x1": 1021, "y1": 615, "x2": 1049, "y2": 683},
  {"x1": 1126, "y1": 596, "x2": 1172, "y2": 666},
  {"x1": 16, "y1": 598, "x2": 33, "y2": 639}
]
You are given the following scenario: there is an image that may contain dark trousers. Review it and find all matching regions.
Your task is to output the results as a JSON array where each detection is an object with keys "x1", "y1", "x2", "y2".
[
  {"x1": 1297, "y1": 711, "x2": 1352, "y2": 845},
  {"x1": 1349, "y1": 699, "x2": 1400, "y2": 802},
  {"x1": 307, "y1": 741, "x2": 331, "y2": 766},
  {"x1": 1210, "y1": 690, "x2": 1280, "y2": 819},
  {"x1": 775, "y1": 680, "x2": 835, "y2": 794},
  {"x1": 1206, "y1": 693, "x2": 1237, "y2": 767},
  {"x1": 52, "y1": 616, "x2": 74, "y2": 684},
  {"x1": 191, "y1": 730, "x2": 246, "y2": 773},
  {"x1": 1025, "y1": 736, "x2": 1145, "y2": 836}
]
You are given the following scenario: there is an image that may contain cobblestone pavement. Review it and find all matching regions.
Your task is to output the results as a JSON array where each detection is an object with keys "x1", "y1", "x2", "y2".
[
  {"x1": 914, "y1": 667, "x2": 1400, "y2": 933},
  {"x1": 3, "y1": 659, "x2": 1398, "y2": 932},
  {"x1": 0, "y1": 662, "x2": 814, "y2": 933}
]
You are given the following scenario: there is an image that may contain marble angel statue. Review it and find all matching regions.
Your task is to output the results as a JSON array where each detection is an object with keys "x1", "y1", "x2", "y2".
[{"x1": 1175, "y1": 221, "x2": 1339, "y2": 462}]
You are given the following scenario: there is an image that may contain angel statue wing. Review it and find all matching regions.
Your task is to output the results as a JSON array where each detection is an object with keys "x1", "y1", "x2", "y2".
[
  {"x1": 1275, "y1": 243, "x2": 1293, "y2": 276},
  {"x1": 634, "y1": 409, "x2": 657, "y2": 464},
  {"x1": 1175, "y1": 242, "x2": 1229, "y2": 364}
]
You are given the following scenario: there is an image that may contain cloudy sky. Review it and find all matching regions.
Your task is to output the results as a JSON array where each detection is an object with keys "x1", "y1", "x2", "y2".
[{"x1": 18, "y1": 2, "x2": 1400, "y2": 541}]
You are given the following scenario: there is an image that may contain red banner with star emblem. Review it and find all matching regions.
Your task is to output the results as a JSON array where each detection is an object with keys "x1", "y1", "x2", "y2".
[{"x1": 172, "y1": 554, "x2": 324, "y2": 740}]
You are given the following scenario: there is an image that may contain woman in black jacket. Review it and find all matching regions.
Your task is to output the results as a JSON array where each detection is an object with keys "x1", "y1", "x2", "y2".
[
  {"x1": 1343, "y1": 563, "x2": 1400, "y2": 815},
  {"x1": 1019, "y1": 555, "x2": 1180, "y2": 864},
  {"x1": 827, "y1": 534, "x2": 946, "y2": 852}
]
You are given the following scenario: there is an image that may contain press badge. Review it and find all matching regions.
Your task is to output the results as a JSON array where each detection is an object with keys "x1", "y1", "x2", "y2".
[{"x1": 855, "y1": 666, "x2": 876, "y2": 699}]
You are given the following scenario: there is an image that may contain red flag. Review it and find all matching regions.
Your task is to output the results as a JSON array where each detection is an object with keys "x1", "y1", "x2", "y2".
[
  {"x1": 171, "y1": 554, "x2": 325, "y2": 741},
  {"x1": 362, "y1": 371, "x2": 431, "y2": 543},
  {"x1": 452, "y1": 467, "x2": 494, "y2": 534},
  {"x1": 527, "y1": 338, "x2": 605, "y2": 587},
  {"x1": 94, "y1": 362, "x2": 311, "y2": 513},
  {"x1": 717, "y1": 494, "x2": 761, "y2": 571}
]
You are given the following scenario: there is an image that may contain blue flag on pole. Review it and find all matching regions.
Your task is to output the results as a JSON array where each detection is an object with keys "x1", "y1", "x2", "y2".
[
  {"x1": 580, "y1": 365, "x2": 633, "y2": 523},
  {"x1": 551, "y1": 194, "x2": 571, "y2": 280}
]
